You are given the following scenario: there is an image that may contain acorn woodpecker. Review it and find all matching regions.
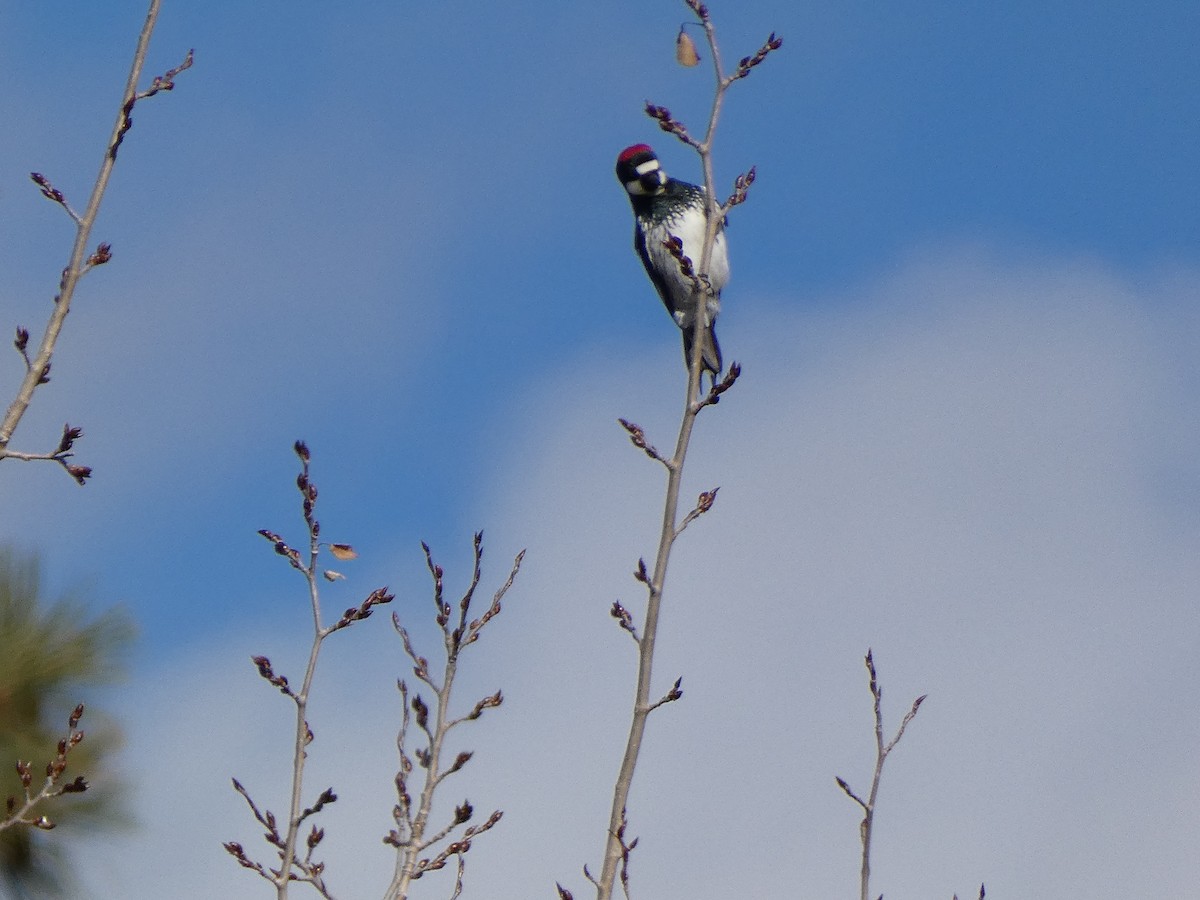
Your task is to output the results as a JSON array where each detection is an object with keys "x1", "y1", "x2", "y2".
[{"x1": 615, "y1": 144, "x2": 728, "y2": 381}]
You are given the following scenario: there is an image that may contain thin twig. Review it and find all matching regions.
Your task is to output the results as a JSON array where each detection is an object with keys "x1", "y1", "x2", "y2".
[
  {"x1": 835, "y1": 650, "x2": 926, "y2": 900},
  {"x1": 0, "y1": 0, "x2": 190, "y2": 480},
  {"x1": 228, "y1": 442, "x2": 391, "y2": 899},
  {"x1": 382, "y1": 539, "x2": 520, "y2": 900},
  {"x1": 0, "y1": 705, "x2": 88, "y2": 833}
]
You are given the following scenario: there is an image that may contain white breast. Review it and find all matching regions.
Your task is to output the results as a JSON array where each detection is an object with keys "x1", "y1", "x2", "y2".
[{"x1": 656, "y1": 207, "x2": 730, "y2": 295}]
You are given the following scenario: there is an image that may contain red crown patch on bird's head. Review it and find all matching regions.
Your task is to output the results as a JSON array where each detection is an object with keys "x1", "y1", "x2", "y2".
[{"x1": 618, "y1": 144, "x2": 655, "y2": 163}]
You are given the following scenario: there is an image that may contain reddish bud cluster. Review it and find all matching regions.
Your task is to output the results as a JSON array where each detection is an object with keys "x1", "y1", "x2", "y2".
[
  {"x1": 3, "y1": 706, "x2": 90, "y2": 830},
  {"x1": 734, "y1": 32, "x2": 783, "y2": 80},
  {"x1": 644, "y1": 102, "x2": 693, "y2": 144},
  {"x1": 251, "y1": 655, "x2": 293, "y2": 696},
  {"x1": 610, "y1": 601, "x2": 638, "y2": 639},
  {"x1": 66, "y1": 464, "x2": 92, "y2": 485},
  {"x1": 618, "y1": 418, "x2": 663, "y2": 462},
  {"x1": 29, "y1": 172, "x2": 66, "y2": 205},
  {"x1": 662, "y1": 235, "x2": 697, "y2": 281},
  {"x1": 296, "y1": 469, "x2": 318, "y2": 528},
  {"x1": 57, "y1": 424, "x2": 82, "y2": 455},
  {"x1": 302, "y1": 787, "x2": 337, "y2": 820},
  {"x1": 727, "y1": 167, "x2": 757, "y2": 210},
  {"x1": 139, "y1": 49, "x2": 195, "y2": 99},
  {"x1": 112, "y1": 50, "x2": 193, "y2": 161},
  {"x1": 665, "y1": 677, "x2": 683, "y2": 702},
  {"x1": 699, "y1": 361, "x2": 742, "y2": 409},
  {"x1": 223, "y1": 841, "x2": 262, "y2": 873},
  {"x1": 447, "y1": 751, "x2": 473, "y2": 775},
  {"x1": 412, "y1": 694, "x2": 430, "y2": 730},
  {"x1": 87, "y1": 243, "x2": 113, "y2": 267},
  {"x1": 465, "y1": 690, "x2": 502, "y2": 721},
  {"x1": 333, "y1": 586, "x2": 395, "y2": 630},
  {"x1": 258, "y1": 528, "x2": 302, "y2": 569},
  {"x1": 421, "y1": 541, "x2": 448, "y2": 624}
]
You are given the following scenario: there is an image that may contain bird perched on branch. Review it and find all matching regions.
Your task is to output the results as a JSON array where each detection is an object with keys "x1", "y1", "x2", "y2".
[{"x1": 615, "y1": 143, "x2": 728, "y2": 381}]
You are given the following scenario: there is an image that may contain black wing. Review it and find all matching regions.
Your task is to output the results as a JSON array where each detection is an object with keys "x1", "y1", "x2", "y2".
[{"x1": 633, "y1": 223, "x2": 675, "y2": 317}]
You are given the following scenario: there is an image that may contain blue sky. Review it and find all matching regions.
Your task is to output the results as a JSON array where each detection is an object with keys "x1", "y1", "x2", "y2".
[{"x1": 1, "y1": 1, "x2": 1199, "y2": 897}]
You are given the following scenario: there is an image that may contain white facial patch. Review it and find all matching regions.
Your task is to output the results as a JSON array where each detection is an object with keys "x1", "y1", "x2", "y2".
[{"x1": 624, "y1": 158, "x2": 666, "y2": 195}]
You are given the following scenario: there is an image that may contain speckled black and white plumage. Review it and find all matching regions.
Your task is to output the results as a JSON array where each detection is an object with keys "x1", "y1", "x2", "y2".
[{"x1": 616, "y1": 144, "x2": 728, "y2": 379}]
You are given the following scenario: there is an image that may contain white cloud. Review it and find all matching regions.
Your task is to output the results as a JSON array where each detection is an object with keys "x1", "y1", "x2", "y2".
[{"x1": 72, "y1": 250, "x2": 1200, "y2": 898}]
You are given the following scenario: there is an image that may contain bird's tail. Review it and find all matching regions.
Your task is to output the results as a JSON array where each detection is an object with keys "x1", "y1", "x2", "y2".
[{"x1": 682, "y1": 321, "x2": 722, "y2": 381}]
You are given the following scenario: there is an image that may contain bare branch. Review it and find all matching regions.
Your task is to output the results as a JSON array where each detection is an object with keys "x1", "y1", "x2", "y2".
[
  {"x1": 230, "y1": 446, "x2": 352, "y2": 894},
  {"x1": 0, "y1": 0, "x2": 190, "y2": 482},
  {"x1": 0, "y1": 705, "x2": 89, "y2": 833},
  {"x1": 839, "y1": 650, "x2": 927, "y2": 900},
  {"x1": 835, "y1": 776, "x2": 868, "y2": 811},
  {"x1": 462, "y1": 548, "x2": 524, "y2": 648},
  {"x1": 883, "y1": 693, "x2": 927, "y2": 756},
  {"x1": 1, "y1": 423, "x2": 93, "y2": 484},
  {"x1": 384, "y1": 539, "x2": 517, "y2": 899}
]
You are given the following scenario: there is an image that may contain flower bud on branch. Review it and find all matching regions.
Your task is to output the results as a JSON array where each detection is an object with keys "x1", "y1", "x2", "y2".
[{"x1": 733, "y1": 32, "x2": 783, "y2": 81}]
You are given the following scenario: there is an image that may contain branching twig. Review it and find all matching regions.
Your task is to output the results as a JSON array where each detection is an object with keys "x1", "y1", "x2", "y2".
[
  {"x1": 0, "y1": 423, "x2": 93, "y2": 484},
  {"x1": 590, "y1": 5, "x2": 779, "y2": 898},
  {"x1": 0, "y1": 0, "x2": 191, "y2": 482},
  {"x1": 0, "y1": 705, "x2": 89, "y2": 833},
  {"x1": 835, "y1": 650, "x2": 927, "y2": 900},
  {"x1": 382, "y1": 535, "x2": 522, "y2": 900},
  {"x1": 226, "y1": 441, "x2": 392, "y2": 899}
]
